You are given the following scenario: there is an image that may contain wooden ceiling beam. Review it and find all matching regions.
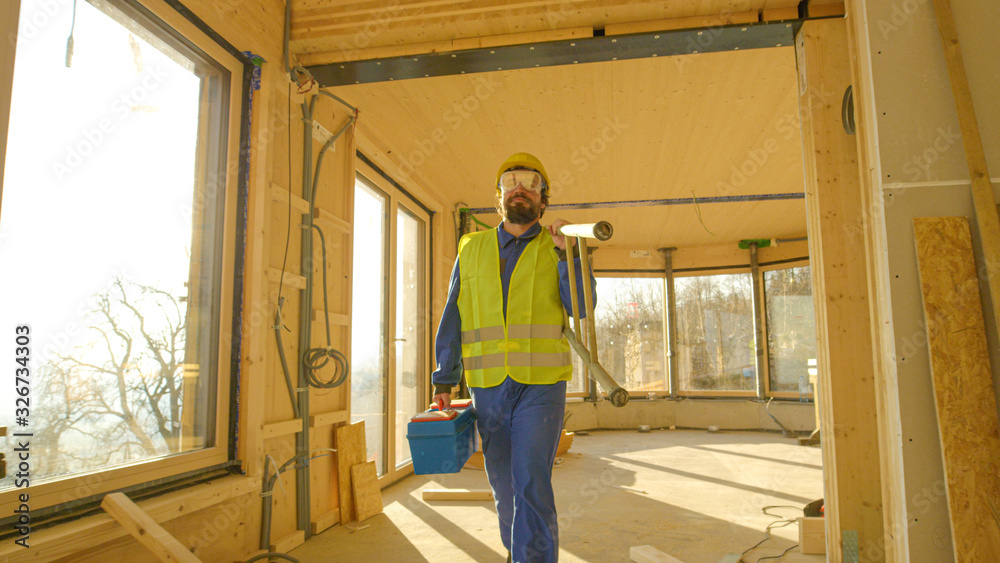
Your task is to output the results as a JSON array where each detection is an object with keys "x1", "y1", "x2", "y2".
[{"x1": 604, "y1": 11, "x2": 759, "y2": 36}]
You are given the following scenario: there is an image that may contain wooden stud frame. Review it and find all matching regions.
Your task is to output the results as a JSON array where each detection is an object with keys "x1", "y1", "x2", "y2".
[{"x1": 0, "y1": 0, "x2": 245, "y2": 517}]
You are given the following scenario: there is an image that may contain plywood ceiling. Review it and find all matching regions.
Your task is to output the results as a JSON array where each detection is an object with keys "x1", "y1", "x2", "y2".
[
  {"x1": 323, "y1": 46, "x2": 806, "y2": 251},
  {"x1": 293, "y1": 0, "x2": 814, "y2": 254},
  {"x1": 290, "y1": 0, "x2": 800, "y2": 55}
]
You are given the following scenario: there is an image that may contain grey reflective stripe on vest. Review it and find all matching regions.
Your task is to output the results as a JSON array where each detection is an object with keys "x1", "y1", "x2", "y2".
[
  {"x1": 463, "y1": 351, "x2": 571, "y2": 371},
  {"x1": 463, "y1": 353, "x2": 506, "y2": 371},
  {"x1": 508, "y1": 351, "x2": 572, "y2": 367},
  {"x1": 506, "y1": 324, "x2": 564, "y2": 340},
  {"x1": 461, "y1": 326, "x2": 505, "y2": 345},
  {"x1": 461, "y1": 324, "x2": 563, "y2": 344}
]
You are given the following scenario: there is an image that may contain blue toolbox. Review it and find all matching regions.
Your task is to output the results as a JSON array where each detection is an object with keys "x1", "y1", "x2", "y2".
[{"x1": 406, "y1": 403, "x2": 477, "y2": 475}]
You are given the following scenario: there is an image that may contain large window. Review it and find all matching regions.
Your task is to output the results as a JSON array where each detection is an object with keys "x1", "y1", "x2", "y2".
[
  {"x1": 675, "y1": 273, "x2": 755, "y2": 392},
  {"x1": 350, "y1": 168, "x2": 429, "y2": 481},
  {"x1": 574, "y1": 277, "x2": 665, "y2": 393},
  {"x1": 351, "y1": 179, "x2": 388, "y2": 474},
  {"x1": 764, "y1": 266, "x2": 817, "y2": 394},
  {"x1": 0, "y1": 0, "x2": 243, "y2": 512}
]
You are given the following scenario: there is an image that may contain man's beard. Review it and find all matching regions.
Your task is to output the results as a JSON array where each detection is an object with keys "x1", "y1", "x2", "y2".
[{"x1": 503, "y1": 197, "x2": 540, "y2": 224}]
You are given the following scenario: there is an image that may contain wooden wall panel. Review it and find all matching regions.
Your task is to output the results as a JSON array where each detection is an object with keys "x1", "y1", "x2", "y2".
[{"x1": 913, "y1": 216, "x2": 1000, "y2": 561}]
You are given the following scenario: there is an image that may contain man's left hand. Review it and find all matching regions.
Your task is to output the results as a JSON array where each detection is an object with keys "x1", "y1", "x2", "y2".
[{"x1": 549, "y1": 218, "x2": 575, "y2": 251}]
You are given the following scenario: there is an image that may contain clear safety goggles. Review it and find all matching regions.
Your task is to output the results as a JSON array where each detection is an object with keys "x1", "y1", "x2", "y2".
[{"x1": 498, "y1": 169, "x2": 544, "y2": 193}]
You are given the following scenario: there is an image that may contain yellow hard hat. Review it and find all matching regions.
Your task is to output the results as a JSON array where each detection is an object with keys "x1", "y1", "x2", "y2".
[{"x1": 496, "y1": 152, "x2": 549, "y2": 190}]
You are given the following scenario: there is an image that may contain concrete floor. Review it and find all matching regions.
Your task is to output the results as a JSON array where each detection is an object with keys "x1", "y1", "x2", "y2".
[{"x1": 289, "y1": 429, "x2": 826, "y2": 563}]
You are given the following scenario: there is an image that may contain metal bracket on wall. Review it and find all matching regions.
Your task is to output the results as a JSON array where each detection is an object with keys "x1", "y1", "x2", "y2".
[
  {"x1": 306, "y1": 20, "x2": 803, "y2": 87},
  {"x1": 843, "y1": 530, "x2": 860, "y2": 563}
]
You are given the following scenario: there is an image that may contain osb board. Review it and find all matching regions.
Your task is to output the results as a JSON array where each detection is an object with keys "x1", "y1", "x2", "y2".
[
  {"x1": 867, "y1": 0, "x2": 1000, "y2": 184},
  {"x1": 336, "y1": 421, "x2": 367, "y2": 524},
  {"x1": 351, "y1": 461, "x2": 383, "y2": 521},
  {"x1": 913, "y1": 216, "x2": 1000, "y2": 561}
]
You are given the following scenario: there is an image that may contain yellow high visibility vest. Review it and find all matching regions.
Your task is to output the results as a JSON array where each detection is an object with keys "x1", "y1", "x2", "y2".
[{"x1": 457, "y1": 228, "x2": 572, "y2": 388}]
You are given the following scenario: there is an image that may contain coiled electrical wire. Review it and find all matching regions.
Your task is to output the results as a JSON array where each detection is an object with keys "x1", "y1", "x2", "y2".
[{"x1": 303, "y1": 223, "x2": 349, "y2": 389}]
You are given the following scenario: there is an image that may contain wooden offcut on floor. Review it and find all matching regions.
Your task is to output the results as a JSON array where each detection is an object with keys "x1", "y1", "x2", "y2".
[{"x1": 290, "y1": 429, "x2": 825, "y2": 562}]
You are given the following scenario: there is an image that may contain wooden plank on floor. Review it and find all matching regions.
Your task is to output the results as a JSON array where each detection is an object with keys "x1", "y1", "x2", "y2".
[
  {"x1": 351, "y1": 461, "x2": 383, "y2": 521},
  {"x1": 421, "y1": 489, "x2": 493, "y2": 501},
  {"x1": 336, "y1": 421, "x2": 367, "y2": 524},
  {"x1": 311, "y1": 507, "x2": 341, "y2": 535},
  {"x1": 100, "y1": 493, "x2": 201, "y2": 563},
  {"x1": 629, "y1": 545, "x2": 684, "y2": 563},
  {"x1": 913, "y1": 216, "x2": 1000, "y2": 561}
]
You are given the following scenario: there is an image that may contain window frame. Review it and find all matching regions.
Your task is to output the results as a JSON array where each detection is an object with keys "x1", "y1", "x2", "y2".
[
  {"x1": 672, "y1": 270, "x2": 758, "y2": 397},
  {"x1": 0, "y1": 0, "x2": 249, "y2": 518},
  {"x1": 587, "y1": 257, "x2": 812, "y2": 400},
  {"x1": 353, "y1": 156, "x2": 432, "y2": 487},
  {"x1": 760, "y1": 259, "x2": 814, "y2": 399}
]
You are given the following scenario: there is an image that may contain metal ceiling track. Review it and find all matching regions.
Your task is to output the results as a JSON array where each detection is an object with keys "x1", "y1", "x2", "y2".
[{"x1": 306, "y1": 19, "x2": 807, "y2": 87}]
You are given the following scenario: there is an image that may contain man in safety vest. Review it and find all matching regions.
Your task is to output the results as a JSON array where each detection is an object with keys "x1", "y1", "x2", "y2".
[{"x1": 432, "y1": 152, "x2": 595, "y2": 563}]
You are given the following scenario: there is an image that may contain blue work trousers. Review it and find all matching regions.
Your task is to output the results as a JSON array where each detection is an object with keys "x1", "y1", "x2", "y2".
[{"x1": 471, "y1": 377, "x2": 566, "y2": 563}]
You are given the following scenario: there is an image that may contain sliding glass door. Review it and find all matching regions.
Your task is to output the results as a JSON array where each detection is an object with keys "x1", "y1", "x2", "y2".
[{"x1": 351, "y1": 167, "x2": 429, "y2": 481}]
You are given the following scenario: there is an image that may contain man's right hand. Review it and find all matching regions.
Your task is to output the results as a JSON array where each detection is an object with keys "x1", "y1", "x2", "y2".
[{"x1": 433, "y1": 392, "x2": 451, "y2": 411}]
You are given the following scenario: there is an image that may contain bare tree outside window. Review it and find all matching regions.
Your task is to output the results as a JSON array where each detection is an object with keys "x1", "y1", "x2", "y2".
[
  {"x1": 675, "y1": 273, "x2": 755, "y2": 392},
  {"x1": 13, "y1": 279, "x2": 202, "y2": 485},
  {"x1": 764, "y1": 266, "x2": 817, "y2": 393},
  {"x1": 573, "y1": 277, "x2": 666, "y2": 393}
]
